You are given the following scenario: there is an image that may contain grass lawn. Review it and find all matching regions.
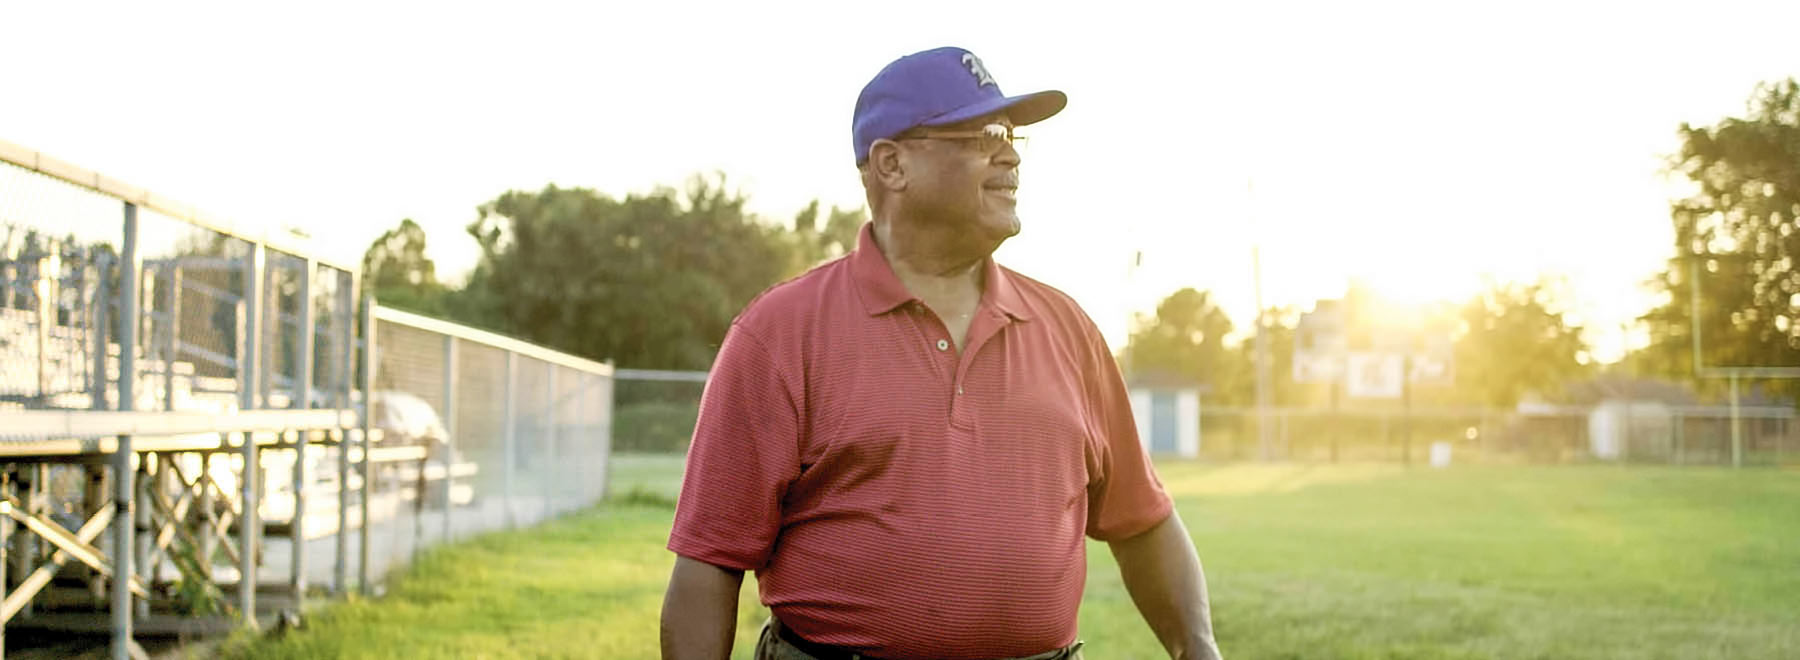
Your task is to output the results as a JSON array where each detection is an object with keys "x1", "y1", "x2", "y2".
[{"x1": 224, "y1": 455, "x2": 1800, "y2": 659}]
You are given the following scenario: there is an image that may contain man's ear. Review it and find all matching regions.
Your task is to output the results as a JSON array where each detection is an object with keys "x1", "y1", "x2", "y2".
[{"x1": 867, "y1": 140, "x2": 908, "y2": 193}]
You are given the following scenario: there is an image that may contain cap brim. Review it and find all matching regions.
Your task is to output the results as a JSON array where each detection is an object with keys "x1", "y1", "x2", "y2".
[{"x1": 923, "y1": 89, "x2": 1067, "y2": 128}]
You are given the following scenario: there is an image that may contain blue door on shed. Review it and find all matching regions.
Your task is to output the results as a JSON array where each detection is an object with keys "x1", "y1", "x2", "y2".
[{"x1": 1150, "y1": 390, "x2": 1178, "y2": 454}]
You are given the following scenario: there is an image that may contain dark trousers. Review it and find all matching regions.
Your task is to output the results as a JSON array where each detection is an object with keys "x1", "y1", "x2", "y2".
[{"x1": 754, "y1": 618, "x2": 1084, "y2": 660}]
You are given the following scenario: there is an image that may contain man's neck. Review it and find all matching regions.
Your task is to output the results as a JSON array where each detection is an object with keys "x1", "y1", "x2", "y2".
[{"x1": 872, "y1": 220, "x2": 990, "y2": 301}]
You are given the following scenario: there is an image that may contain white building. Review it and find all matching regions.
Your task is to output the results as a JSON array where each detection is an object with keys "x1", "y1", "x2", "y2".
[{"x1": 1127, "y1": 371, "x2": 1203, "y2": 459}]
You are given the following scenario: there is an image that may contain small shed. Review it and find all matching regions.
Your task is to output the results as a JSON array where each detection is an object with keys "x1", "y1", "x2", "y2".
[
  {"x1": 1562, "y1": 377, "x2": 1697, "y2": 461},
  {"x1": 1127, "y1": 370, "x2": 1204, "y2": 459}
]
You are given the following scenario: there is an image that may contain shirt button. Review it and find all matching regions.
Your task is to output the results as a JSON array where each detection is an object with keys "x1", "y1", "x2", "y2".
[
  {"x1": 935, "y1": 339, "x2": 949, "y2": 351},
  {"x1": 957, "y1": 384, "x2": 965, "y2": 395}
]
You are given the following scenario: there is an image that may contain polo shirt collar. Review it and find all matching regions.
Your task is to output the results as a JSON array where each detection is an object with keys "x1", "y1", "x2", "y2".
[{"x1": 849, "y1": 222, "x2": 1034, "y2": 322}]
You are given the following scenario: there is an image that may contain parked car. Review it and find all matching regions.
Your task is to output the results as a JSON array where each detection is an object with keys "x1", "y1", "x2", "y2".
[{"x1": 368, "y1": 390, "x2": 449, "y2": 450}]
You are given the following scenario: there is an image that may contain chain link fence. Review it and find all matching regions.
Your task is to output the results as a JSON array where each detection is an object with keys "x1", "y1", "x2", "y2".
[
  {"x1": 600, "y1": 368, "x2": 1796, "y2": 469},
  {"x1": 1193, "y1": 405, "x2": 1796, "y2": 465},
  {"x1": 1, "y1": 160, "x2": 122, "y2": 414},
  {"x1": 601, "y1": 365, "x2": 1797, "y2": 472},
  {"x1": 0, "y1": 139, "x2": 614, "y2": 656},
  {"x1": 360, "y1": 306, "x2": 613, "y2": 576},
  {"x1": 612, "y1": 375, "x2": 706, "y2": 454}
]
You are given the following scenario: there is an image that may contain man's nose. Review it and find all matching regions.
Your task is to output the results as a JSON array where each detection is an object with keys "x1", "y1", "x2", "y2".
[{"x1": 995, "y1": 142, "x2": 1021, "y2": 167}]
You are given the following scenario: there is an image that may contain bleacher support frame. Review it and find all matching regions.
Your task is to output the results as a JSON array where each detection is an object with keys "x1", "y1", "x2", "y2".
[{"x1": 0, "y1": 139, "x2": 370, "y2": 660}]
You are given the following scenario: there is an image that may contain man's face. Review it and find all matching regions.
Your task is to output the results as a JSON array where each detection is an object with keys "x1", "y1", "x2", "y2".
[{"x1": 898, "y1": 113, "x2": 1023, "y2": 244}]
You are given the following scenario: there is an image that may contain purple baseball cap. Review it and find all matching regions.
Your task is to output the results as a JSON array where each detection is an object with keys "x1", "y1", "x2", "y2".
[{"x1": 852, "y1": 47, "x2": 1067, "y2": 165}]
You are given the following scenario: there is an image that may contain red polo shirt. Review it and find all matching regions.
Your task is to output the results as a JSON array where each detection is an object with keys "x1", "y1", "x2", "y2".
[{"x1": 668, "y1": 223, "x2": 1172, "y2": 659}]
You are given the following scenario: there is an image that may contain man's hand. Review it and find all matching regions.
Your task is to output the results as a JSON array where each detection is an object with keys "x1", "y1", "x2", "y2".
[
  {"x1": 661, "y1": 555, "x2": 746, "y2": 660},
  {"x1": 1108, "y1": 512, "x2": 1223, "y2": 660}
]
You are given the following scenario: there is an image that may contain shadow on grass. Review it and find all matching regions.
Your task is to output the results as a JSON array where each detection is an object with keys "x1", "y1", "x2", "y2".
[{"x1": 613, "y1": 486, "x2": 678, "y2": 509}]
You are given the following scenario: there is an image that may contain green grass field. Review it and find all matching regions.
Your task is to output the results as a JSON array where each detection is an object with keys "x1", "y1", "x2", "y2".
[{"x1": 223, "y1": 456, "x2": 1800, "y2": 659}]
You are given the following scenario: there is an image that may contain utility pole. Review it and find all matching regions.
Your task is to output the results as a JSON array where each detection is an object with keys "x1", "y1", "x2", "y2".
[
  {"x1": 1123, "y1": 250, "x2": 1143, "y2": 376},
  {"x1": 1250, "y1": 179, "x2": 1273, "y2": 462}
]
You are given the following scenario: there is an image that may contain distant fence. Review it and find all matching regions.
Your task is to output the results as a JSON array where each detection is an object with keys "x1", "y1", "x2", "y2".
[
  {"x1": 0, "y1": 138, "x2": 613, "y2": 658},
  {"x1": 365, "y1": 306, "x2": 612, "y2": 562},
  {"x1": 609, "y1": 366, "x2": 1796, "y2": 468},
  {"x1": 1197, "y1": 404, "x2": 1795, "y2": 466},
  {"x1": 612, "y1": 369, "x2": 706, "y2": 453}
]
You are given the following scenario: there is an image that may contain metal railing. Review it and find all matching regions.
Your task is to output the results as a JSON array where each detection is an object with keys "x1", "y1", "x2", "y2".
[{"x1": 0, "y1": 138, "x2": 613, "y2": 659}]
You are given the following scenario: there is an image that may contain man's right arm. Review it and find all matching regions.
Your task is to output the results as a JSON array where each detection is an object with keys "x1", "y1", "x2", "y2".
[
  {"x1": 663, "y1": 323, "x2": 797, "y2": 658},
  {"x1": 661, "y1": 555, "x2": 745, "y2": 660}
]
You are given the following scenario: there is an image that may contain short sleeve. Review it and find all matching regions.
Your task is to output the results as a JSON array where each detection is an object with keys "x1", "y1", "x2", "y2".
[
  {"x1": 667, "y1": 324, "x2": 801, "y2": 570},
  {"x1": 1083, "y1": 324, "x2": 1175, "y2": 542}
]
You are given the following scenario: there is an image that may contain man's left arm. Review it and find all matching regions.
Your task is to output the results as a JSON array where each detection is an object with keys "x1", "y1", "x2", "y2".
[
  {"x1": 1070, "y1": 306, "x2": 1222, "y2": 658},
  {"x1": 1109, "y1": 511, "x2": 1223, "y2": 660}
]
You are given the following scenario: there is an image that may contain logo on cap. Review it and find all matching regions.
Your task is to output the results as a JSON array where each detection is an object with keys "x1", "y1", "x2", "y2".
[{"x1": 962, "y1": 52, "x2": 996, "y2": 88}]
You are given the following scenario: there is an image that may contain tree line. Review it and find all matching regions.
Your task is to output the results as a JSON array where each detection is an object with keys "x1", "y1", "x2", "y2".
[
  {"x1": 360, "y1": 173, "x2": 862, "y2": 372},
  {"x1": 363, "y1": 78, "x2": 1799, "y2": 411},
  {"x1": 1127, "y1": 79, "x2": 1800, "y2": 408}
]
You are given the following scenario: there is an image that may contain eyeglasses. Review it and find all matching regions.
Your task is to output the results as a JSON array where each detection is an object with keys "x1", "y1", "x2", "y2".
[{"x1": 897, "y1": 122, "x2": 1026, "y2": 154}]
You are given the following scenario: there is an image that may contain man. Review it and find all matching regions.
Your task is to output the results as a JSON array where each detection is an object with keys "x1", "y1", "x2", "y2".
[{"x1": 661, "y1": 47, "x2": 1223, "y2": 660}]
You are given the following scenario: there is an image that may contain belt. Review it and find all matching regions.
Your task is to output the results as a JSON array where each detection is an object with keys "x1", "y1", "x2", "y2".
[
  {"x1": 777, "y1": 622, "x2": 884, "y2": 660},
  {"x1": 773, "y1": 620, "x2": 1081, "y2": 660}
]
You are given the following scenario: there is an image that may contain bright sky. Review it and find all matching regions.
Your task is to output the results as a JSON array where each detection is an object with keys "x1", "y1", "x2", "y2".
[{"x1": 7, "y1": 1, "x2": 1796, "y2": 362}]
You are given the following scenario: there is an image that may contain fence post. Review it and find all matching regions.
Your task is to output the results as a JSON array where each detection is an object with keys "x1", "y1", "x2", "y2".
[
  {"x1": 91, "y1": 253, "x2": 112, "y2": 412},
  {"x1": 199, "y1": 449, "x2": 216, "y2": 582},
  {"x1": 503, "y1": 352, "x2": 517, "y2": 529},
  {"x1": 1720, "y1": 372, "x2": 1735, "y2": 471},
  {"x1": 336, "y1": 273, "x2": 356, "y2": 594},
  {"x1": 1778, "y1": 416, "x2": 1788, "y2": 466},
  {"x1": 240, "y1": 247, "x2": 262, "y2": 410},
  {"x1": 164, "y1": 263, "x2": 180, "y2": 411},
  {"x1": 546, "y1": 363, "x2": 558, "y2": 518},
  {"x1": 18, "y1": 465, "x2": 45, "y2": 618},
  {"x1": 291, "y1": 257, "x2": 314, "y2": 605},
  {"x1": 109, "y1": 201, "x2": 141, "y2": 660},
  {"x1": 359, "y1": 296, "x2": 376, "y2": 595},
  {"x1": 134, "y1": 455, "x2": 150, "y2": 618},
  {"x1": 603, "y1": 365, "x2": 615, "y2": 499},
  {"x1": 1663, "y1": 413, "x2": 1677, "y2": 463},
  {"x1": 441, "y1": 335, "x2": 457, "y2": 543},
  {"x1": 331, "y1": 426, "x2": 347, "y2": 595},
  {"x1": 150, "y1": 456, "x2": 169, "y2": 588},
  {"x1": 258, "y1": 265, "x2": 274, "y2": 410},
  {"x1": 570, "y1": 373, "x2": 582, "y2": 503},
  {"x1": 577, "y1": 374, "x2": 590, "y2": 504},
  {"x1": 239, "y1": 430, "x2": 261, "y2": 628},
  {"x1": 35, "y1": 246, "x2": 53, "y2": 405},
  {"x1": 237, "y1": 242, "x2": 264, "y2": 630}
]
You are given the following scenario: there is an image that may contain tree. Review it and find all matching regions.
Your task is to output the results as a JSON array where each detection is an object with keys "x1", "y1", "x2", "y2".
[
  {"x1": 361, "y1": 218, "x2": 451, "y2": 317},
  {"x1": 1637, "y1": 78, "x2": 1800, "y2": 400},
  {"x1": 791, "y1": 200, "x2": 866, "y2": 266},
  {"x1": 458, "y1": 174, "x2": 809, "y2": 370},
  {"x1": 1122, "y1": 288, "x2": 1236, "y2": 392},
  {"x1": 1228, "y1": 306, "x2": 1303, "y2": 407},
  {"x1": 1451, "y1": 280, "x2": 1590, "y2": 407}
]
